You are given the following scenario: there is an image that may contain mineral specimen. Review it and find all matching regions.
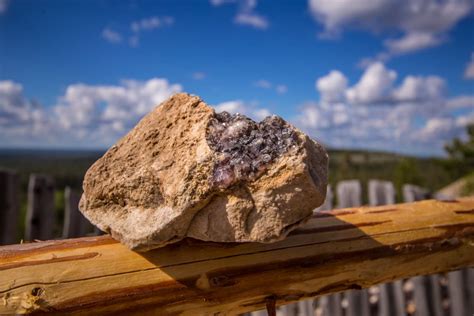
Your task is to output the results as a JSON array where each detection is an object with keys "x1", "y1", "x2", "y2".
[{"x1": 79, "y1": 93, "x2": 328, "y2": 251}]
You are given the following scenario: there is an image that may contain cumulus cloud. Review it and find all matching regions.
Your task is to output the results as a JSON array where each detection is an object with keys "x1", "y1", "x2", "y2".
[
  {"x1": 446, "y1": 95, "x2": 474, "y2": 109},
  {"x1": 465, "y1": 53, "x2": 474, "y2": 79},
  {"x1": 214, "y1": 100, "x2": 271, "y2": 120},
  {"x1": 316, "y1": 70, "x2": 348, "y2": 103},
  {"x1": 131, "y1": 16, "x2": 174, "y2": 33},
  {"x1": 392, "y1": 75, "x2": 445, "y2": 102},
  {"x1": 211, "y1": 0, "x2": 269, "y2": 30},
  {"x1": 254, "y1": 79, "x2": 272, "y2": 89},
  {"x1": 234, "y1": 12, "x2": 268, "y2": 29},
  {"x1": 346, "y1": 62, "x2": 397, "y2": 104},
  {"x1": 0, "y1": 81, "x2": 54, "y2": 146},
  {"x1": 308, "y1": 0, "x2": 473, "y2": 59},
  {"x1": 275, "y1": 85, "x2": 288, "y2": 95},
  {"x1": 0, "y1": 78, "x2": 182, "y2": 147},
  {"x1": 298, "y1": 62, "x2": 472, "y2": 155},
  {"x1": 102, "y1": 16, "x2": 174, "y2": 47},
  {"x1": 254, "y1": 79, "x2": 287, "y2": 94},
  {"x1": 192, "y1": 72, "x2": 206, "y2": 80},
  {"x1": 101, "y1": 28, "x2": 122, "y2": 44},
  {"x1": 384, "y1": 32, "x2": 442, "y2": 56},
  {"x1": 0, "y1": 0, "x2": 9, "y2": 14}
]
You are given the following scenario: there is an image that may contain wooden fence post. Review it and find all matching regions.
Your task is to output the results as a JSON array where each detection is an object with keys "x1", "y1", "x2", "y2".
[
  {"x1": 0, "y1": 170, "x2": 20, "y2": 245},
  {"x1": 315, "y1": 185, "x2": 333, "y2": 212},
  {"x1": 336, "y1": 180, "x2": 362, "y2": 208},
  {"x1": 62, "y1": 187, "x2": 93, "y2": 238},
  {"x1": 368, "y1": 180, "x2": 406, "y2": 316},
  {"x1": 447, "y1": 268, "x2": 472, "y2": 316},
  {"x1": 25, "y1": 174, "x2": 55, "y2": 241},
  {"x1": 402, "y1": 184, "x2": 429, "y2": 203},
  {"x1": 337, "y1": 180, "x2": 370, "y2": 316},
  {"x1": 403, "y1": 184, "x2": 445, "y2": 316},
  {"x1": 313, "y1": 185, "x2": 334, "y2": 316}
]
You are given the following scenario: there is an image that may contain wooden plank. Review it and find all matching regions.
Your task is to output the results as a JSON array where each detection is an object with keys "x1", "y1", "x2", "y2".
[
  {"x1": 0, "y1": 170, "x2": 20, "y2": 245},
  {"x1": 24, "y1": 174, "x2": 55, "y2": 241},
  {"x1": 62, "y1": 187, "x2": 93, "y2": 238},
  {"x1": 427, "y1": 274, "x2": 444, "y2": 316},
  {"x1": 466, "y1": 268, "x2": 474, "y2": 315},
  {"x1": 336, "y1": 180, "x2": 361, "y2": 208},
  {"x1": 273, "y1": 185, "x2": 333, "y2": 316},
  {"x1": 337, "y1": 180, "x2": 370, "y2": 316},
  {"x1": 0, "y1": 198, "x2": 473, "y2": 315},
  {"x1": 368, "y1": 180, "x2": 405, "y2": 316},
  {"x1": 402, "y1": 184, "x2": 429, "y2": 203},
  {"x1": 315, "y1": 185, "x2": 333, "y2": 212},
  {"x1": 447, "y1": 270, "x2": 466, "y2": 316},
  {"x1": 402, "y1": 184, "x2": 436, "y2": 316}
]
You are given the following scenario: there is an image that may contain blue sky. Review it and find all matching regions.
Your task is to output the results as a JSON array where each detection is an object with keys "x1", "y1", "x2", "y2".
[{"x1": 0, "y1": 0, "x2": 473, "y2": 156}]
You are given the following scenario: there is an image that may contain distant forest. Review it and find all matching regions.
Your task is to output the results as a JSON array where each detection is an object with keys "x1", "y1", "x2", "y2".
[{"x1": 0, "y1": 147, "x2": 462, "y2": 201}]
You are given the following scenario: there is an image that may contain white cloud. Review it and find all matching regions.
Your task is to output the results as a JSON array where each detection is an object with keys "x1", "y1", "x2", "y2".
[
  {"x1": 308, "y1": 0, "x2": 473, "y2": 59},
  {"x1": 417, "y1": 117, "x2": 458, "y2": 142},
  {"x1": 276, "y1": 84, "x2": 288, "y2": 94},
  {"x1": 128, "y1": 35, "x2": 140, "y2": 47},
  {"x1": 102, "y1": 16, "x2": 173, "y2": 47},
  {"x1": 214, "y1": 100, "x2": 272, "y2": 121},
  {"x1": 446, "y1": 95, "x2": 474, "y2": 109},
  {"x1": 316, "y1": 70, "x2": 348, "y2": 103},
  {"x1": 101, "y1": 28, "x2": 122, "y2": 44},
  {"x1": 210, "y1": 0, "x2": 236, "y2": 6},
  {"x1": 254, "y1": 79, "x2": 272, "y2": 89},
  {"x1": 131, "y1": 16, "x2": 174, "y2": 33},
  {"x1": 234, "y1": 12, "x2": 268, "y2": 29},
  {"x1": 0, "y1": 0, "x2": 9, "y2": 14},
  {"x1": 254, "y1": 80, "x2": 288, "y2": 94},
  {"x1": 212, "y1": 0, "x2": 269, "y2": 30},
  {"x1": 0, "y1": 78, "x2": 182, "y2": 147},
  {"x1": 295, "y1": 62, "x2": 470, "y2": 155},
  {"x1": 192, "y1": 72, "x2": 206, "y2": 80},
  {"x1": 464, "y1": 53, "x2": 474, "y2": 79},
  {"x1": 346, "y1": 62, "x2": 397, "y2": 104},
  {"x1": 384, "y1": 32, "x2": 442, "y2": 56},
  {"x1": 392, "y1": 75, "x2": 445, "y2": 102}
]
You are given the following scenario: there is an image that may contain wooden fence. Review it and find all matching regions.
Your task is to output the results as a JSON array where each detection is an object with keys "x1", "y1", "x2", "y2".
[{"x1": 0, "y1": 170, "x2": 473, "y2": 315}]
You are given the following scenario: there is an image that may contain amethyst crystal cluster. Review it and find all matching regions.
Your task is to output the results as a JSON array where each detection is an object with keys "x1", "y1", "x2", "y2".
[{"x1": 207, "y1": 111, "x2": 300, "y2": 188}]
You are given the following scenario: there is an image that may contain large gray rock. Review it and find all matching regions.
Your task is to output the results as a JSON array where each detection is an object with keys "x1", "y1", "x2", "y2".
[{"x1": 79, "y1": 93, "x2": 328, "y2": 251}]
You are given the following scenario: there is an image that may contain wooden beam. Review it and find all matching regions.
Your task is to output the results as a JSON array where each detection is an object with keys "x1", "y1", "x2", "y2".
[{"x1": 1, "y1": 198, "x2": 473, "y2": 315}]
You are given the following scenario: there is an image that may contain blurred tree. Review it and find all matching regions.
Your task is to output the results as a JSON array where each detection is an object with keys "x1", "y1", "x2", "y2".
[
  {"x1": 394, "y1": 158, "x2": 423, "y2": 200},
  {"x1": 443, "y1": 123, "x2": 474, "y2": 178}
]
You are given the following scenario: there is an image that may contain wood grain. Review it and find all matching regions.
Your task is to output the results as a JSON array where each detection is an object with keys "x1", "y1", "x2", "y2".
[{"x1": 1, "y1": 198, "x2": 473, "y2": 315}]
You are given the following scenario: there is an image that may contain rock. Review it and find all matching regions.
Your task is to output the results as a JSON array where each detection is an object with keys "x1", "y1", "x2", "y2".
[{"x1": 79, "y1": 93, "x2": 328, "y2": 251}]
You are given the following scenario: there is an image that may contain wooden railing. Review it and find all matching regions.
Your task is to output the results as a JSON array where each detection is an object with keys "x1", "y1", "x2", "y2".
[
  {"x1": 0, "y1": 171, "x2": 474, "y2": 316},
  {"x1": 1, "y1": 198, "x2": 473, "y2": 315}
]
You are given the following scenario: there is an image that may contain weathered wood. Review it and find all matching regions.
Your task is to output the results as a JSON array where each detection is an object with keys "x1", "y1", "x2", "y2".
[
  {"x1": 403, "y1": 184, "x2": 438, "y2": 316},
  {"x1": 0, "y1": 198, "x2": 473, "y2": 315},
  {"x1": 402, "y1": 184, "x2": 429, "y2": 203},
  {"x1": 466, "y1": 268, "x2": 474, "y2": 315},
  {"x1": 336, "y1": 180, "x2": 361, "y2": 208},
  {"x1": 267, "y1": 185, "x2": 333, "y2": 316},
  {"x1": 0, "y1": 170, "x2": 20, "y2": 245},
  {"x1": 447, "y1": 270, "x2": 468, "y2": 316},
  {"x1": 25, "y1": 174, "x2": 55, "y2": 241},
  {"x1": 315, "y1": 185, "x2": 333, "y2": 212},
  {"x1": 62, "y1": 187, "x2": 93, "y2": 238},
  {"x1": 427, "y1": 274, "x2": 444, "y2": 316},
  {"x1": 337, "y1": 180, "x2": 370, "y2": 316},
  {"x1": 369, "y1": 180, "x2": 405, "y2": 316}
]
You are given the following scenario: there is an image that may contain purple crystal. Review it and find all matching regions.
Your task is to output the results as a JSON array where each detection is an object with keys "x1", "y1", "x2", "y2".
[{"x1": 207, "y1": 112, "x2": 300, "y2": 188}]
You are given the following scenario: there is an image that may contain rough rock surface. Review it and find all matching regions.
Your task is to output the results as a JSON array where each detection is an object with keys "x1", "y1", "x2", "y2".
[{"x1": 79, "y1": 93, "x2": 328, "y2": 251}]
